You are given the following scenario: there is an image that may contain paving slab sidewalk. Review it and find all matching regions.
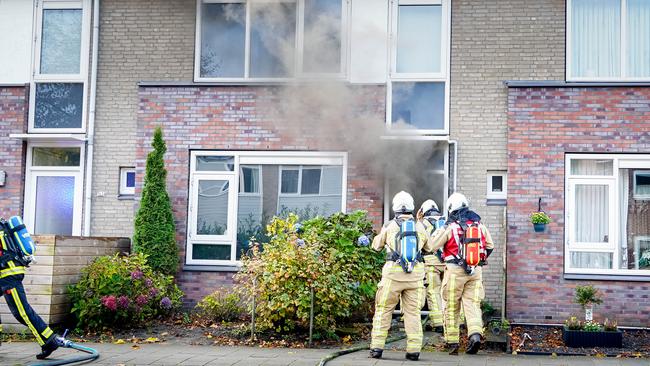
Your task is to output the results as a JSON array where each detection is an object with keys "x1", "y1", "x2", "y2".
[{"x1": 1, "y1": 342, "x2": 649, "y2": 366}]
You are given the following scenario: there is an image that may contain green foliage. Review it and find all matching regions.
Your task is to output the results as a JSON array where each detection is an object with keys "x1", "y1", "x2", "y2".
[
  {"x1": 574, "y1": 285, "x2": 603, "y2": 308},
  {"x1": 582, "y1": 320, "x2": 603, "y2": 332},
  {"x1": 564, "y1": 316, "x2": 583, "y2": 330},
  {"x1": 530, "y1": 211, "x2": 551, "y2": 224},
  {"x1": 603, "y1": 318, "x2": 618, "y2": 332},
  {"x1": 236, "y1": 210, "x2": 384, "y2": 333},
  {"x1": 68, "y1": 253, "x2": 183, "y2": 331},
  {"x1": 133, "y1": 127, "x2": 179, "y2": 275},
  {"x1": 639, "y1": 250, "x2": 650, "y2": 269},
  {"x1": 488, "y1": 318, "x2": 510, "y2": 332},
  {"x1": 481, "y1": 300, "x2": 495, "y2": 316},
  {"x1": 196, "y1": 287, "x2": 245, "y2": 323}
]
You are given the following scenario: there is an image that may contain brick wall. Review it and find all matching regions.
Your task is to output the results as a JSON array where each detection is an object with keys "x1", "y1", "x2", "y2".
[
  {"x1": 449, "y1": 0, "x2": 565, "y2": 309},
  {"x1": 507, "y1": 86, "x2": 650, "y2": 327},
  {"x1": 91, "y1": 0, "x2": 195, "y2": 237},
  {"x1": 137, "y1": 85, "x2": 386, "y2": 304},
  {"x1": 0, "y1": 86, "x2": 27, "y2": 217}
]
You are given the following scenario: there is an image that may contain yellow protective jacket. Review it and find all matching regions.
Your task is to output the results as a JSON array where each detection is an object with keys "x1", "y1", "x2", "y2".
[
  {"x1": 0, "y1": 231, "x2": 26, "y2": 279},
  {"x1": 420, "y1": 218, "x2": 445, "y2": 268},
  {"x1": 372, "y1": 214, "x2": 432, "y2": 282}
]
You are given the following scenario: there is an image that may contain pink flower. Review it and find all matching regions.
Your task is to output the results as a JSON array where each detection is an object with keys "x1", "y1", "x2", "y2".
[
  {"x1": 144, "y1": 278, "x2": 153, "y2": 287},
  {"x1": 136, "y1": 294, "x2": 148, "y2": 306},
  {"x1": 149, "y1": 287, "x2": 159, "y2": 297},
  {"x1": 102, "y1": 295, "x2": 118, "y2": 311},
  {"x1": 131, "y1": 270, "x2": 144, "y2": 280},
  {"x1": 117, "y1": 295, "x2": 130, "y2": 309}
]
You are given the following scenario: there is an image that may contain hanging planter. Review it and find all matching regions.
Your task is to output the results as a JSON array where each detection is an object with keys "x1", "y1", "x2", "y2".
[{"x1": 530, "y1": 212, "x2": 551, "y2": 232}]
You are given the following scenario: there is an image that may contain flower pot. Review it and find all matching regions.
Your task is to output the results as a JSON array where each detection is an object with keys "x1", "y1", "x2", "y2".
[
  {"x1": 533, "y1": 223, "x2": 546, "y2": 232},
  {"x1": 562, "y1": 327, "x2": 623, "y2": 348}
]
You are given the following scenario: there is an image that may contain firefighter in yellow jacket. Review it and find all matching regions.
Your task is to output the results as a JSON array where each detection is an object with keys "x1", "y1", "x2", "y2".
[
  {"x1": 416, "y1": 199, "x2": 445, "y2": 332},
  {"x1": 429, "y1": 193, "x2": 494, "y2": 355},
  {"x1": 369, "y1": 191, "x2": 432, "y2": 361}
]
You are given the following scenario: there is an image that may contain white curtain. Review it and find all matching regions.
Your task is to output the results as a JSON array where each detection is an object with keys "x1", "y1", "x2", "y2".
[
  {"x1": 619, "y1": 169, "x2": 630, "y2": 269},
  {"x1": 627, "y1": 0, "x2": 650, "y2": 77},
  {"x1": 575, "y1": 184, "x2": 609, "y2": 243},
  {"x1": 570, "y1": 251, "x2": 613, "y2": 269},
  {"x1": 572, "y1": 0, "x2": 621, "y2": 77}
]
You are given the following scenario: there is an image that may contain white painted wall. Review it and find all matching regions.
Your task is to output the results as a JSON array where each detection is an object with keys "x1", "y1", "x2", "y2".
[
  {"x1": 349, "y1": 0, "x2": 389, "y2": 84},
  {"x1": 0, "y1": 0, "x2": 34, "y2": 84}
]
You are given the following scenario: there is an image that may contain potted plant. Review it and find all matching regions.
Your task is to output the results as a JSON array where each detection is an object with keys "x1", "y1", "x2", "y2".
[
  {"x1": 574, "y1": 285, "x2": 603, "y2": 321},
  {"x1": 562, "y1": 317, "x2": 622, "y2": 348},
  {"x1": 530, "y1": 211, "x2": 551, "y2": 232}
]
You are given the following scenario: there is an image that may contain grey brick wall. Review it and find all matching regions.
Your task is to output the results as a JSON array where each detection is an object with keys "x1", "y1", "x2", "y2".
[
  {"x1": 91, "y1": 0, "x2": 195, "y2": 236},
  {"x1": 449, "y1": 0, "x2": 565, "y2": 311}
]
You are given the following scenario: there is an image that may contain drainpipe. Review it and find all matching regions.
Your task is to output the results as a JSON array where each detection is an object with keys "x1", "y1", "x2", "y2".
[
  {"x1": 83, "y1": 0, "x2": 99, "y2": 236},
  {"x1": 502, "y1": 205, "x2": 507, "y2": 321}
]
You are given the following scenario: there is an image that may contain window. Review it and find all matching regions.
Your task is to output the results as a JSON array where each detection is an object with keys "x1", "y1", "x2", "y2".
[
  {"x1": 119, "y1": 167, "x2": 136, "y2": 196},
  {"x1": 195, "y1": 0, "x2": 348, "y2": 81},
  {"x1": 487, "y1": 171, "x2": 507, "y2": 200},
  {"x1": 565, "y1": 155, "x2": 650, "y2": 276},
  {"x1": 24, "y1": 144, "x2": 84, "y2": 236},
  {"x1": 633, "y1": 171, "x2": 650, "y2": 200},
  {"x1": 567, "y1": 0, "x2": 650, "y2": 80},
  {"x1": 188, "y1": 151, "x2": 347, "y2": 265},
  {"x1": 388, "y1": 0, "x2": 449, "y2": 134},
  {"x1": 30, "y1": 0, "x2": 90, "y2": 132}
]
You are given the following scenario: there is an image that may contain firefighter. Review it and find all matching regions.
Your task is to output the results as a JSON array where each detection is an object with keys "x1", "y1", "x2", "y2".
[
  {"x1": 429, "y1": 193, "x2": 494, "y2": 355},
  {"x1": 416, "y1": 199, "x2": 445, "y2": 332},
  {"x1": 369, "y1": 191, "x2": 432, "y2": 361},
  {"x1": 1, "y1": 221, "x2": 63, "y2": 359}
]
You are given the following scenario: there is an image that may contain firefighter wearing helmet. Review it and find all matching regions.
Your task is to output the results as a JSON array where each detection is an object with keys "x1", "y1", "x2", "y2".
[
  {"x1": 429, "y1": 193, "x2": 494, "y2": 355},
  {"x1": 416, "y1": 199, "x2": 445, "y2": 332},
  {"x1": 369, "y1": 191, "x2": 432, "y2": 361}
]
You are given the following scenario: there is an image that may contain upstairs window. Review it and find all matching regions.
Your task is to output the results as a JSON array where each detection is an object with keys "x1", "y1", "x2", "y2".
[
  {"x1": 568, "y1": 0, "x2": 650, "y2": 80},
  {"x1": 196, "y1": 0, "x2": 347, "y2": 81}
]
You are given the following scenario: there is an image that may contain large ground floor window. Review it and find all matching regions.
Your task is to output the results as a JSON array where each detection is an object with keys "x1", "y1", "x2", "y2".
[
  {"x1": 565, "y1": 154, "x2": 650, "y2": 276},
  {"x1": 187, "y1": 151, "x2": 347, "y2": 266}
]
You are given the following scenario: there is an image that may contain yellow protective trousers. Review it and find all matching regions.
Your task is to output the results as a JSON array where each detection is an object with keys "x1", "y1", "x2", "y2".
[
  {"x1": 424, "y1": 264, "x2": 444, "y2": 327},
  {"x1": 370, "y1": 278, "x2": 425, "y2": 353},
  {"x1": 441, "y1": 265, "x2": 484, "y2": 344}
]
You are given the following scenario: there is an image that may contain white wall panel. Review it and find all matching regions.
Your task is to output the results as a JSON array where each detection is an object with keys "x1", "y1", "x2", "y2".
[
  {"x1": 0, "y1": 0, "x2": 34, "y2": 84},
  {"x1": 349, "y1": 0, "x2": 389, "y2": 83}
]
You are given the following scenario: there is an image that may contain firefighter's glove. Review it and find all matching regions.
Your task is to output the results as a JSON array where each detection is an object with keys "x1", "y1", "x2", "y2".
[{"x1": 479, "y1": 259, "x2": 488, "y2": 266}]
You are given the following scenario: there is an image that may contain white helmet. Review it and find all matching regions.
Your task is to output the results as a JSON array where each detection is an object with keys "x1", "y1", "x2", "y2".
[
  {"x1": 447, "y1": 192, "x2": 469, "y2": 214},
  {"x1": 420, "y1": 199, "x2": 440, "y2": 216},
  {"x1": 392, "y1": 191, "x2": 415, "y2": 214}
]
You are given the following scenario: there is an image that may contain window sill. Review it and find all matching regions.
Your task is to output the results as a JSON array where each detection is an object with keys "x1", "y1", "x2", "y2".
[
  {"x1": 117, "y1": 194, "x2": 135, "y2": 200},
  {"x1": 564, "y1": 273, "x2": 650, "y2": 282},
  {"x1": 486, "y1": 198, "x2": 507, "y2": 206},
  {"x1": 183, "y1": 265, "x2": 240, "y2": 272}
]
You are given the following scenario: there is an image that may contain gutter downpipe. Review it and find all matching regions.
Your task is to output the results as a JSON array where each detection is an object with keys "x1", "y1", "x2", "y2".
[{"x1": 83, "y1": 0, "x2": 99, "y2": 236}]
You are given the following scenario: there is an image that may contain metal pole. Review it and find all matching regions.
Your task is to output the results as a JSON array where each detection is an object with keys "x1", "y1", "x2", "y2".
[
  {"x1": 251, "y1": 277, "x2": 256, "y2": 340},
  {"x1": 308, "y1": 287, "x2": 314, "y2": 348}
]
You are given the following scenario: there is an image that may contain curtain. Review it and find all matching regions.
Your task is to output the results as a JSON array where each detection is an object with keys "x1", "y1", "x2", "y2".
[
  {"x1": 627, "y1": 0, "x2": 650, "y2": 77},
  {"x1": 570, "y1": 159, "x2": 613, "y2": 175},
  {"x1": 620, "y1": 169, "x2": 630, "y2": 269},
  {"x1": 570, "y1": 251, "x2": 613, "y2": 269},
  {"x1": 572, "y1": 0, "x2": 620, "y2": 77},
  {"x1": 575, "y1": 184, "x2": 609, "y2": 243}
]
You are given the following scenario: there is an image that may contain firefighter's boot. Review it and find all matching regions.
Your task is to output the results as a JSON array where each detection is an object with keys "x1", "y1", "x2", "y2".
[
  {"x1": 369, "y1": 348, "x2": 383, "y2": 359},
  {"x1": 466, "y1": 333, "x2": 482, "y2": 354},
  {"x1": 405, "y1": 352, "x2": 420, "y2": 361}
]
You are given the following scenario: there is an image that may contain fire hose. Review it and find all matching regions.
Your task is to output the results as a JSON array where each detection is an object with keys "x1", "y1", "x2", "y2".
[{"x1": 32, "y1": 331, "x2": 99, "y2": 366}]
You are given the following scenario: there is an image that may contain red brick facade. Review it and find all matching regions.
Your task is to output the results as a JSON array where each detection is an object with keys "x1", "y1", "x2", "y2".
[
  {"x1": 507, "y1": 86, "x2": 650, "y2": 326},
  {"x1": 137, "y1": 85, "x2": 386, "y2": 304},
  {"x1": 0, "y1": 86, "x2": 28, "y2": 218}
]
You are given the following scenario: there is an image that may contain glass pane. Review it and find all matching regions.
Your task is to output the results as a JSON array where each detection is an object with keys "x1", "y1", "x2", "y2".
[
  {"x1": 303, "y1": 0, "x2": 342, "y2": 73},
  {"x1": 192, "y1": 244, "x2": 231, "y2": 260},
  {"x1": 196, "y1": 156, "x2": 234, "y2": 171},
  {"x1": 634, "y1": 172, "x2": 650, "y2": 197},
  {"x1": 391, "y1": 82, "x2": 445, "y2": 130},
  {"x1": 619, "y1": 168, "x2": 650, "y2": 270},
  {"x1": 197, "y1": 180, "x2": 230, "y2": 236},
  {"x1": 200, "y1": 3, "x2": 246, "y2": 78},
  {"x1": 491, "y1": 176, "x2": 503, "y2": 192},
  {"x1": 396, "y1": 5, "x2": 442, "y2": 73},
  {"x1": 301, "y1": 168, "x2": 321, "y2": 194},
  {"x1": 250, "y1": 2, "x2": 296, "y2": 77},
  {"x1": 570, "y1": 251, "x2": 613, "y2": 269},
  {"x1": 241, "y1": 166, "x2": 260, "y2": 193},
  {"x1": 126, "y1": 172, "x2": 136, "y2": 188},
  {"x1": 281, "y1": 169, "x2": 299, "y2": 193},
  {"x1": 34, "y1": 176, "x2": 75, "y2": 235},
  {"x1": 575, "y1": 184, "x2": 609, "y2": 243},
  {"x1": 34, "y1": 83, "x2": 84, "y2": 129},
  {"x1": 626, "y1": 0, "x2": 650, "y2": 78},
  {"x1": 40, "y1": 9, "x2": 82, "y2": 74},
  {"x1": 32, "y1": 147, "x2": 81, "y2": 166},
  {"x1": 570, "y1": 159, "x2": 613, "y2": 175},
  {"x1": 571, "y1": 0, "x2": 621, "y2": 78}
]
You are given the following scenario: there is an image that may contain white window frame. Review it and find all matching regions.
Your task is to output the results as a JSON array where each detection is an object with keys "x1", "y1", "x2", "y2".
[
  {"x1": 23, "y1": 142, "x2": 85, "y2": 236},
  {"x1": 279, "y1": 165, "x2": 322, "y2": 196},
  {"x1": 386, "y1": 0, "x2": 450, "y2": 135},
  {"x1": 633, "y1": 170, "x2": 650, "y2": 200},
  {"x1": 29, "y1": 0, "x2": 91, "y2": 133},
  {"x1": 194, "y1": 0, "x2": 350, "y2": 82},
  {"x1": 486, "y1": 171, "x2": 507, "y2": 200},
  {"x1": 119, "y1": 167, "x2": 136, "y2": 196},
  {"x1": 566, "y1": 0, "x2": 649, "y2": 82},
  {"x1": 187, "y1": 150, "x2": 347, "y2": 266},
  {"x1": 565, "y1": 154, "x2": 650, "y2": 276}
]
